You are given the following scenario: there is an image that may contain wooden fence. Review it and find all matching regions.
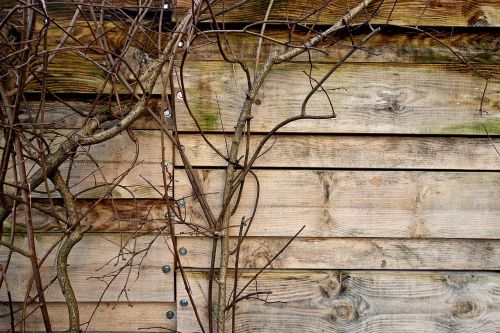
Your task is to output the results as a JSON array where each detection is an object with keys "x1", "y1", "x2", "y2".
[{"x1": 1, "y1": 0, "x2": 499, "y2": 332}]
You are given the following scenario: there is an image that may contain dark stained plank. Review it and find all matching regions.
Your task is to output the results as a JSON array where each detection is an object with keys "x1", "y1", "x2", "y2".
[
  {"x1": 3, "y1": 0, "x2": 499, "y2": 26},
  {"x1": 187, "y1": 28, "x2": 500, "y2": 63},
  {"x1": 0, "y1": 302, "x2": 176, "y2": 332},
  {"x1": 0, "y1": 234, "x2": 175, "y2": 302},
  {"x1": 177, "y1": 237, "x2": 500, "y2": 270},
  {"x1": 174, "y1": 170, "x2": 500, "y2": 238},
  {"x1": 177, "y1": 270, "x2": 500, "y2": 333},
  {"x1": 173, "y1": 62, "x2": 499, "y2": 134},
  {"x1": 4, "y1": 199, "x2": 169, "y2": 233},
  {"x1": 175, "y1": 0, "x2": 500, "y2": 27}
]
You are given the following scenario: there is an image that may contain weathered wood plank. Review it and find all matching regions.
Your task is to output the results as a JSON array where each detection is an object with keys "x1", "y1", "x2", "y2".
[
  {"x1": 16, "y1": 100, "x2": 167, "y2": 129},
  {"x1": 0, "y1": 234, "x2": 175, "y2": 302},
  {"x1": 177, "y1": 270, "x2": 500, "y2": 333},
  {"x1": 186, "y1": 28, "x2": 500, "y2": 63},
  {"x1": 174, "y1": 0, "x2": 500, "y2": 27},
  {"x1": 1, "y1": 130, "x2": 174, "y2": 199},
  {"x1": 178, "y1": 134, "x2": 500, "y2": 170},
  {"x1": 19, "y1": 59, "x2": 500, "y2": 135},
  {"x1": 173, "y1": 62, "x2": 499, "y2": 134},
  {"x1": 3, "y1": 0, "x2": 499, "y2": 27},
  {"x1": 10, "y1": 169, "x2": 500, "y2": 238},
  {"x1": 4, "y1": 131, "x2": 500, "y2": 202},
  {"x1": 4, "y1": 199, "x2": 169, "y2": 233},
  {"x1": 174, "y1": 170, "x2": 500, "y2": 238},
  {"x1": 0, "y1": 302, "x2": 176, "y2": 332},
  {"x1": 176, "y1": 237, "x2": 500, "y2": 270}
]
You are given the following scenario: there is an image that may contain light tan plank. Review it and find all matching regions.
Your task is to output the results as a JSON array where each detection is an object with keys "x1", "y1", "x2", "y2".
[
  {"x1": 174, "y1": 170, "x2": 500, "y2": 238},
  {"x1": 177, "y1": 271, "x2": 500, "y2": 333},
  {"x1": 0, "y1": 302, "x2": 176, "y2": 332},
  {"x1": 2, "y1": 130, "x2": 174, "y2": 199},
  {"x1": 173, "y1": 62, "x2": 499, "y2": 134},
  {"x1": 175, "y1": 0, "x2": 500, "y2": 27},
  {"x1": 10, "y1": 169, "x2": 500, "y2": 238},
  {"x1": 178, "y1": 134, "x2": 500, "y2": 170},
  {"x1": 176, "y1": 237, "x2": 500, "y2": 270},
  {"x1": 0, "y1": 234, "x2": 175, "y2": 302}
]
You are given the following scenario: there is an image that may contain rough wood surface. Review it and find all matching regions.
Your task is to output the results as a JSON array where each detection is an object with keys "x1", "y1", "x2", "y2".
[
  {"x1": 178, "y1": 134, "x2": 500, "y2": 170},
  {"x1": 4, "y1": 199, "x2": 169, "y2": 233},
  {"x1": 0, "y1": 234, "x2": 175, "y2": 302},
  {"x1": 177, "y1": 270, "x2": 500, "y2": 333},
  {"x1": 7, "y1": 132, "x2": 499, "y2": 201},
  {"x1": 174, "y1": 170, "x2": 500, "y2": 238},
  {"x1": 0, "y1": 302, "x2": 176, "y2": 332},
  {"x1": 176, "y1": 237, "x2": 500, "y2": 270},
  {"x1": 2, "y1": 0, "x2": 499, "y2": 27},
  {"x1": 187, "y1": 28, "x2": 500, "y2": 63},
  {"x1": 11, "y1": 169, "x2": 500, "y2": 238},
  {"x1": 174, "y1": 0, "x2": 500, "y2": 27},
  {"x1": 174, "y1": 62, "x2": 499, "y2": 134},
  {"x1": 16, "y1": 100, "x2": 167, "y2": 129}
]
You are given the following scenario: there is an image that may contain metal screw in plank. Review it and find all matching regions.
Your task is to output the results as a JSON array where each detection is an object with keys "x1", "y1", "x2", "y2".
[
  {"x1": 179, "y1": 247, "x2": 187, "y2": 256},
  {"x1": 166, "y1": 311, "x2": 175, "y2": 320},
  {"x1": 180, "y1": 299, "x2": 189, "y2": 307},
  {"x1": 177, "y1": 198, "x2": 185, "y2": 208},
  {"x1": 161, "y1": 265, "x2": 171, "y2": 273}
]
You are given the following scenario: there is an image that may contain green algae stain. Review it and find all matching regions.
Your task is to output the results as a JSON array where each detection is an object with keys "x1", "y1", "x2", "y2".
[{"x1": 440, "y1": 119, "x2": 500, "y2": 135}]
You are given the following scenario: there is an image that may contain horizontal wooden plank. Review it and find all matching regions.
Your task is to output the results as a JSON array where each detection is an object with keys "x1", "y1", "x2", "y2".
[
  {"x1": 176, "y1": 237, "x2": 500, "y2": 270},
  {"x1": 10, "y1": 169, "x2": 500, "y2": 238},
  {"x1": 4, "y1": 199, "x2": 169, "y2": 233},
  {"x1": 20, "y1": 62, "x2": 500, "y2": 135},
  {"x1": 0, "y1": 130, "x2": 174, "y2": 199},
  {"x1": 177, "y1": 270, "x2": 500, "y2": 333},
  {"x1": 187, "y1": 28, "x2": 500, "y2": 64},
  {"x1": 17, "y1": 100, "x2": 167, "y2": 129},
  {"x1": 174, "y1": 62, "x2": 499, "y2": 134},
  {"x1": 0, "y1": 302, "x2": 176, "y2": 332},
  {"x1": 174, "y1": 0, "x2": 500, "y2": 27},
  {"x1": 3, "y1": 0, "x2": 499, "y2": 27},
  {"x1": 174, "y1": 170, "x2": 500, "y2": 238},
  {"x1": 0, "y1": 234, "x2": 175, "y2": 302},
  {"x1": 178, "y1": 134, "x2": 500, "y2": 170}
]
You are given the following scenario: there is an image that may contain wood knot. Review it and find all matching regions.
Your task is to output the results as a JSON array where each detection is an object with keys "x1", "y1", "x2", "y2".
[
  {"x1": 319, "y1": 273, "x2": 343, "y2": 297},
  {"x1": 452, "y1": 299, "x2": 478, "y2": 320},
  {"x1": 469, "y1": 12, "x2": 491, "y2": 27},
  {"x1": 330, "y1": 299, "x2": 357, "y2": 322}
]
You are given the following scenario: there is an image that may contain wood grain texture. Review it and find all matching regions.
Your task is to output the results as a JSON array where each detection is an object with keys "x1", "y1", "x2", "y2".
[
  {"x1": 176, "y1": 271, "x2": 500, "y2": 333},
  {"x1": 16, "y1": 99, "x2": 167, "y2": 129},
  {"x1": 2, "y1": 0, "x2": 499, "y2": 27},
  {"x1": 178, "y1": 134, "x2": 500, "y2": 170},
  {"x1": 176, "y1": 237, "x2": 500, "y2": 270},
  {"x1": 1, "y1": 130, "x2": 175, "y2": 199},
  {"x1": 187, "y1": 29, "x2": 500, "y2": 63},
  {"x1": 173, "y1": 61, "x2": 499, "y2": 134},
  {"x1": 0, "y1": 302, "x2": 176, "y2": 332},
  {"x1": 174, "y1": 0, "x2": 500, "y2": 27},
  {"x1": 8, "y1": 131, "x2": 500, "y2": 201},
  {"x1": 5, "y1": 199, "x2": 169, "y2": 232},
  {"x1": 12, "y1": 170, "x2": 500, "y2": 238},
  {"x1": 0, "y1": 234, "x2": 175, "y2": 302},
  {"x1": 174, "y1": 170, "x2": 500, "y2": 238}
]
